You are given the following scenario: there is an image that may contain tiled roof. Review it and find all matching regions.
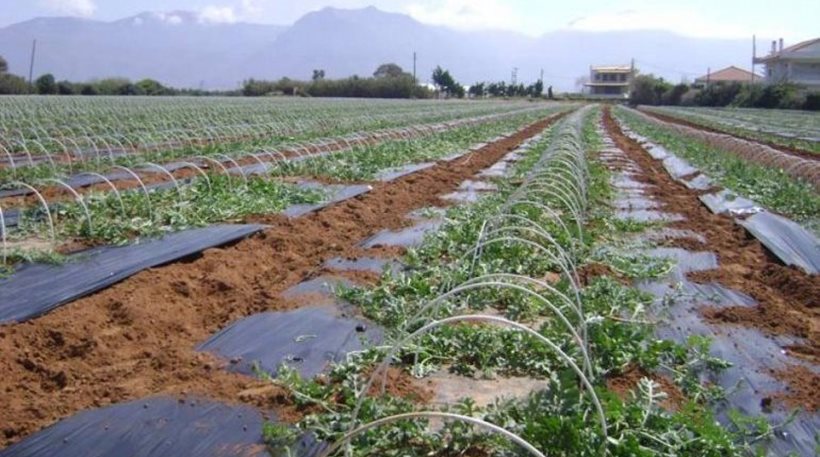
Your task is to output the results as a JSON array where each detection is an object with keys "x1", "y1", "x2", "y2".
[{"x1": 695, "y1": 66, "x2": 760, "y2": 83}]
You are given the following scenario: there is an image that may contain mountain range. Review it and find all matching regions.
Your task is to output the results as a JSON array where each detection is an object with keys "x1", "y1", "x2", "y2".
[{"x1": 0, "y1": 6, "x2": 759, "y2": 91}]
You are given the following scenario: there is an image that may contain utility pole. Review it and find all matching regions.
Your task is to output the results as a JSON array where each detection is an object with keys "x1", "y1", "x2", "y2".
[
  {"x1": 412, "y1": 51, "x2": 417, "y2": 84},
  {"x1": 540, "y1": 68, "x2": 544, "y2": 84},
  {"x1": 28, "y1": 39, "x2": 37, "y2": 89},
  {"x1": 751, "y1": 35, "x2": 756, "y2": 84}
]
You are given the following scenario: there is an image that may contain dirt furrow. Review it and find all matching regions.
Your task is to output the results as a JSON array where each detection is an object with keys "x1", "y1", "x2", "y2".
[
  {"x1": 0, "y1": 113, "x2": 563, "y2": 448},
  {"x1": 603, "y1": 107, "x2": 819, "y2": 410}
]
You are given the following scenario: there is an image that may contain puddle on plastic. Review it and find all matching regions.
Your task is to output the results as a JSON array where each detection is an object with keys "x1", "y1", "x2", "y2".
[
  {"x1": 615, "y1": 209, "x2": 685, "y2": 223},
  {"x1": 281, "y1": 275, "x2": 356, "y2": 300},
  {"x1": 423, "y1": 371, "x2": 544, "y2": 408},
  {"x1": 360, "y1": 219, "x2": 445, "y2": 248},
  {"x1": 324, "y1": 257, "x2": 404, "y2": 275}
]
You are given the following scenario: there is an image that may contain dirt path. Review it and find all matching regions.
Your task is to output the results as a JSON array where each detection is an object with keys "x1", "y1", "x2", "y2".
[
  {"x1": 603, "y1": 107, "x2": 819, "y2": 410},
  {"x1": 0, "y1": 114, "x2": 563, "y2": 448},
  {"x1": 638, "y1": 108, "x2": 819, "y2": 161}
]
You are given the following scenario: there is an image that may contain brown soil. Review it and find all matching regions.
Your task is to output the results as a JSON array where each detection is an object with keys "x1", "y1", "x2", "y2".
[
  {"x1": 577, "y1": 262, "x2": 628, "y2": 286},
  {"x1": 769, "y1": 365, "x2": 820, "y2": 412},
  {"x1": 364, "y1": 367, "x2": 434, "y2": 403},
  {"x1": 0, "y1": 114, "x2": 562, "y2": 448},
  {"x1": 640, "y1": 109, "x2": 820, "y2": 161},
  {"x1": 603, "y1": 107, "x2": 820, "y2": 410},
  {"x1": 606, "y1": 365, "x2": 685, "y2": 411}
]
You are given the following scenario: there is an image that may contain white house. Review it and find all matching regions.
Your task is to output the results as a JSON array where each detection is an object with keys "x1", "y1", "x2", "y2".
[
  {"x1": 583, "y1": 64, "x2": 634, "y2": 98},
  {"x1": 754, "y1": 37, "x2": 820, "y2": 90}
]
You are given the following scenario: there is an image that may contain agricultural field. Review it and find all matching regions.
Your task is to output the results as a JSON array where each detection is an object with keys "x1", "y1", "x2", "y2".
[
  {"x1": 0, "y1": 98, "x2": 818, "y2": 457},
  {"x1": 640, "y1": 105, "x2": 820, "y2": 155}
]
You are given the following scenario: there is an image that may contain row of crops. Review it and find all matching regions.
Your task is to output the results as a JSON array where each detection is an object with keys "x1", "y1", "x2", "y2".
[
  {"x1": 641, "y1": 105, "x2": 820, "y2": 154},
  {"x1": 257, "y1": 107, "x2": 772, "y2": 456},
  {"x1": 0, "y1": 101, "x2": 568, "y2": 267},
  {"x1": 615, "y1": 106, "x2": 820, "y2": 233},
  {"x1": 0, "y1": 97, "x2": 543, "y2": 168}
]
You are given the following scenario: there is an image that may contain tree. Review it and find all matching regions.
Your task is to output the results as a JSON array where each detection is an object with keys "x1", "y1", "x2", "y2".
[
  {"x1": 80, "y1": 84, "x2": 99, "y2": 96},
  {"x1": 136, "y1": 78, "x2": 167, "y2": 95},
  {"x1": 0, "y1": 74, "x2": 29, "y2": 94},
  {"x1": 432, "y1": 66, "x2": 461, "y2": 97},
  {"x1": 312, "y1": 69, "x2": 325, "y2": 81},
  {"x1": 527, "y1": 80, "x2": 544, "y2": 97},
  {"x1": 57, "y1": 80, "x2": 75, "y2": 95},
  {"x1": 373, "y1": 63, "x2": 405, "y2": 79},
  {"x1": 35, "y1": 73, "x2": 57, "y2": 94},
  {"x1": 0, "y1": 55, "x2": 7, "y2": 74},
  {"x1": 469, "y1": 82, "x2": 486, "y2": 98}
]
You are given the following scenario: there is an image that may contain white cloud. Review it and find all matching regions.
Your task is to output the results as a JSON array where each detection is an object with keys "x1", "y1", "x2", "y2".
[
  {"x1": 39, "y1": 0, "x2": 96, "y2": 17},
  {"x1": 404, "y1": 0, "x2": 528, "y2": 34},
  {"x1": 153, "y1": 12, "x2": 184, "y2": 25},
  {"x1": 567, "y1": 9, "x2": 789, "y2": 40},
  {"x1": 198, "y1": 5, "x2": 238, "y2": 24}
]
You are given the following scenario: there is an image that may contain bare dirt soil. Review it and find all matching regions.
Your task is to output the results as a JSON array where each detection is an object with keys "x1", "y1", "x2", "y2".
[
  {"x1": 0, "y1": 115, "x2": 562, "y2": 448},
  {"x1": 603, "y1": 107, "x2": 819, "y2": 411}
]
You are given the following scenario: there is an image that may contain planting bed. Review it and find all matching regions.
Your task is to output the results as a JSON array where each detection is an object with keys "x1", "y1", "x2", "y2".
[
  {"x1": 1, "y1": 99, "x2": 818, "y2": 457},
  {"x1": 640, "y1": 105, "x2": 820, "y2": 156},
  {"x1": 0, "y1": 100, "x2": 564, "y2": 451}
]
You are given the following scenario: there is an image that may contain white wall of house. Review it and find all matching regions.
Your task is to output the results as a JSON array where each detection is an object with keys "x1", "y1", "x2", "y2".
[{"x1": 761, "y1": 40, "x2": 820, "y2": 90}]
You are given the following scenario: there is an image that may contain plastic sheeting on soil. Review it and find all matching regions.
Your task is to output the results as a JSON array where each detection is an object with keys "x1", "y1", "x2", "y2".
[
  {"x1": 699, "y1": 190, "x2": 762, "y2": 217},
  {"x1": 360, "y1": 219, "x2": 445, "y2": 248},
  {"x1": 661, "y1": 155, "x2": 698, "y2": 179},
  {"x1": 281, "y1": 275, "x2": 355, "y2": 300},
  {"x1": 324, "y1": 257, "x2": 403, "y2": 275},
  {"x1": 0, "y1": 397, "x2": 271, "y2": 457},
  {"x1": 636, "y1": 246, "x2": 819, "y2": 457},
  {"x1": 0, "y1": 224, "x2": 265, "y2": 324},
  {"x1": 374, "y1": 163, "x2": 435, "y2": 182},
  {"x1": 283, "y1": 183, "x2": 371, "y2": 218},
  {"x1": 198, "y1": 307, "x2": 382, "y2": 378},
  {"x1": 738, "y1": 212, "x2": 820, "y2": 275}
]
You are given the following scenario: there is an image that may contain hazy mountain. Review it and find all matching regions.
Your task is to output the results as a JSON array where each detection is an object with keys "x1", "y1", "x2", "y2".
[
  {"x1": 0, "y1": 6, "x2": 757, "y2": 91},
  {"x1": 0, "y1": 12, "x2": 286, "y2": 89}
]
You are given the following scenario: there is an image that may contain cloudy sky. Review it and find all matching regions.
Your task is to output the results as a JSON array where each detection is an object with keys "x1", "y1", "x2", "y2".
[{"x1": 2, "y1": 0, "x2": 817, "y2": 41}]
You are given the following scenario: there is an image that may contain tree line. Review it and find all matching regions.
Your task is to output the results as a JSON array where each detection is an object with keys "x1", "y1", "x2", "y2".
[
  {"x1": 242, "y1": 64, "x2": 431, "y2": 98},
  {"x1": 630, "y1": 74, "x2": 820, "y2": 111},
  {"x1": 2, "y1": 54, "x2": 553, "y2": 100}
]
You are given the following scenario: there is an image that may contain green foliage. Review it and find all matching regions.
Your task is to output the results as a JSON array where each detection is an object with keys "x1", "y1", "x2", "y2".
[
  {"x1": 35, "y1": 73, "x2": 57, "y2": 94},
  {"x1": 243, "y1": 73, "x2": 430, "y2": 99},
  {"x1": 432, "y1": 66, "x2": 464, "y2": 98},
  {"x1": 0, "y1": 55, "x2": 7, "y2": 73},
  {"x1": 733, "y1": 82, "x2": 802, "y2": 109},
  {"x1": 0, "y1": 73, "x2": 29, "y2": 94},
  {"x1": 10, "y1": 175, "x2": 323, "y2": 249},
  {"x1": 630, "y1": 74, "x2": 673, "y2": 106},
  {"x1": 135, "y1": 78, "x2": 171, "y2": 95},
  {"x1": 373, "y1": 63, "x2": 407, "y2": 79},
  {"x1": 311, "y1": 69, "x2": 326, "y2": 81}
]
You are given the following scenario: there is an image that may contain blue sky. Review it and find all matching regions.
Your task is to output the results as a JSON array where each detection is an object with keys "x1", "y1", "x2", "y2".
[{"x1": 2, "y1": 0, "x2": 817, "y2": 42}]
